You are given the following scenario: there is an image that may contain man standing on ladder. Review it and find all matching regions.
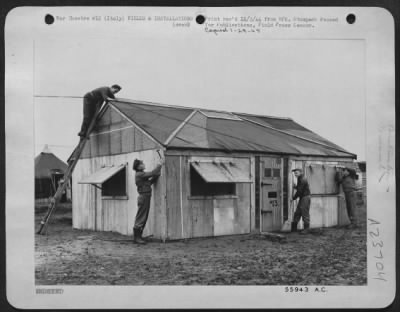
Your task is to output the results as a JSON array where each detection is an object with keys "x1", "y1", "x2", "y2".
[
  {"x1": 78, "y1": 84, "x2": 122, "y2": 139},
  {"x1": 291, "y1": 168, "x2": 311, "y2": 234}
]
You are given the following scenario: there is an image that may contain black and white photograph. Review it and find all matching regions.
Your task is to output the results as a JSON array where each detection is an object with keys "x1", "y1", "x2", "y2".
[{"x1": 5, "y1": 6, "x2": 395, "y2": 309}]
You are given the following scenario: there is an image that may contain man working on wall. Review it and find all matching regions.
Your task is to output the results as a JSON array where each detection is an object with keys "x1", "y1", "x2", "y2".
[
  {"x1": 78, "y1": 85, "x2": 122, "y2": 139},
  {"x1": 336, "y1": 167, "x2": 359, "y2": 228},
  {"x1": 132, "y1": 159, "x2": 163, "y2": 244},
  {"x1": 291, "y1": 168, "x2": 311, "y2": 234}
]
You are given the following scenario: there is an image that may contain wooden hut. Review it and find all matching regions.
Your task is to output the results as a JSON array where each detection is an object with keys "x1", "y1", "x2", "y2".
[{"x1": 72, "y1": 99, "x2": 357, "y2": 240}]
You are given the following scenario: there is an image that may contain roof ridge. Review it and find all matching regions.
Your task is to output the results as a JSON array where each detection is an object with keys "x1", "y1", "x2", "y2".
[
  {"x1": 112, "y1": 98, "x2": 292, "y2": 121},
  {"x1": 111, "y1": 98, "x2": 194, "y2": 110}
]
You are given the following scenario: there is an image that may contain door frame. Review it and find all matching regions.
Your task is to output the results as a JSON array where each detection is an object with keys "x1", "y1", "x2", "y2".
[{"x1": 259, "y1": 156, "x2": 284, "y2": 233}]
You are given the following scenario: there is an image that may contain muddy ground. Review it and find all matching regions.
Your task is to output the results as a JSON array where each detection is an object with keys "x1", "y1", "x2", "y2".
[{"x1": 35, "y1": 203, "x2": 366, "y2": 285}]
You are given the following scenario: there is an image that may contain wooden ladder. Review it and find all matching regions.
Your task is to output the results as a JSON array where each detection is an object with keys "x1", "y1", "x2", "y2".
[{"x1": 37, "y1": 105, "x2": 105, "y2": 235}]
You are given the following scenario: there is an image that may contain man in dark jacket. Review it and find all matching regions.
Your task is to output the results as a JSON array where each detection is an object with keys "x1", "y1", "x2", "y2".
[
  {"x1": 78, "y1": 85, "x2": 122, "y2": 138},
  {"x1": 132, "y1": 159, "x2": 163, "y2": 244},
  {"x1": 291, "y1": 168, "x2": 311, "y2": 233},
  {"x1": 336, "y1": 167, "x2": 358, "y2": 228}
]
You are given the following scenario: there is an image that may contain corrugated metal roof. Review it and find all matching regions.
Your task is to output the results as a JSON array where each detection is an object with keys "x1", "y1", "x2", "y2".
[
  {"x1": 79, "y1": 164, "x2": 125, "y2": 184},
  {"x1": 191, "y1": 161, "x2": 251, "y2": 183},
  {"x1": 109, "y1": 99, "x2": 356, "y2": 158}
]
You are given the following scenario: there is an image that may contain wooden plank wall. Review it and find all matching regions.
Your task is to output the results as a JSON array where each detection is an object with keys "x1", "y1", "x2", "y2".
[
  {"x1": 165, "y1": 154, "x2": 253, "y2": 239},
  {"x1": 249, "y1": 157, "x2": 256, "y2": 233},
  {"x1": 192, "y1": 199, "x2": 214, "y2": 237},
  {"x1": 165, "y1": 156, "x2": 183, "y2": 239},
  {"x1": 80, "y1": 106, "x2": 158, "y2": 159},
  {"x1": 309, "y1": 196, "x2": 338, "y2": 227},
  {"x1": 288, "y1": 158, "x2": 355, "y2": 228},
  {"x1": 237, "y1": 183, "x2": 252, "y2": 234},
  {"x1": 282, "y1": 157, "x2": 289, "y2": 221},
  {"x1": 72, "y1": 149, "x2": 166, "y2": 238},
  {"x1": 254, "y1": 156, "x2": 260, "y2": 231}
]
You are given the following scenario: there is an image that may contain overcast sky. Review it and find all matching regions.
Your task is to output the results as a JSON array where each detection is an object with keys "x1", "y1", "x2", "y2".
[{"x1": 34, "y1": 37, "x2": 365, "y2": 162}]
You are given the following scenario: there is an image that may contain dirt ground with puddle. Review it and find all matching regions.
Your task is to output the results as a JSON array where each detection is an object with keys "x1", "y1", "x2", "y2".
[{"x1": 35, "y1": 203, "x2": 367, "y2": 285}]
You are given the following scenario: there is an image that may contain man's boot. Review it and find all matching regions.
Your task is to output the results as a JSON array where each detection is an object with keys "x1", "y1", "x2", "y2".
[
  {"x1": 133, "y1": 228, "x2": 146, "y2": 244},
  {"x1": 300, "y1": 223, "x2": 310, "y2": 234},
  {"x1": 291, "y1": 222, "x2": 298, "y2": 232},
  {"x1": 139, "y1": 228, "x2": 148, "y2": 242}
]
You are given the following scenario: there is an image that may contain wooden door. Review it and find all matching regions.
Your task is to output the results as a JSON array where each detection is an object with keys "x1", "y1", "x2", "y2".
[{"x1": 260, "y1": 157, "x2": 282, "y2": 232}]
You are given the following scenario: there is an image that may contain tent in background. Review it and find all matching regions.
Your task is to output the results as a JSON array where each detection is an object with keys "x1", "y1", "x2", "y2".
[{"x1": 35, "y1": 145, "x2": 70, "y2": 203}]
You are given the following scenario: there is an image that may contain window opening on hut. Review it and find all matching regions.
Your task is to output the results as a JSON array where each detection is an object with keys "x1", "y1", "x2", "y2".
[
  {"x1": 190, "y1": 165, "x2": 236, "y2": 196},
  {"x1": 102, "y1": 168, "x2": 126, "y2": 197},
  {"x1": 273, "y1": 168, "x2": 281, "y2": 178},
  {"x1": 264, "y1": 168, "x2": 272, "y2": 178},
  {"x1": 264, "y1": 168, "x2": 281, "y2": 178},
  {"x1": 189, "y1": 160, "x2": 251, "y2": 197},
  {"x1": 78, "y1": 164, "x2": 127, "y2": 199}
]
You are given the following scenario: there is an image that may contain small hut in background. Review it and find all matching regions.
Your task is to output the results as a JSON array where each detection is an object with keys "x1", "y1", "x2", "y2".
[{"x1": 35, "y1": 145, "x2": 71, "y2": 204}]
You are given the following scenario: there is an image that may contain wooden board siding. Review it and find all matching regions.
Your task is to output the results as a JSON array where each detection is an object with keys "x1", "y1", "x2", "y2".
[
  {"x1": 192, "y1": 199, "x2": 214, "y2": 237},
  {"x1": 282, "y1": 157, "x2": 289, "y2": 221},
  {"x1": 165, "y1": 156, "x2": 182, "y2": 239},
  {"x1": 249, "y1": 156, "x2": 256, "y2": 233},
  {"x1": 254, "y1": 156, "x2": 260, "y2": 231},
  {"x1": 181, "y1": 156, "x2": 191, "y2": 238},
  {"x1": 80, "y1": 106, "x2": 160, "y2": 159},
  {"x1": 305, "y1": 163, "x2": 339, "y2": 195},
  {"x1": 72, "y1": 149, "x2": 166, "y2": 239},
  {"x1": 165, "y1": 154, "x2": 252, "y2": 239},
  {"x1": 288, "y1": 158, "x2": 356, "y2": 228},
  {"x1": 309, "y1": 196, "x2": 338, "y2": 228}
]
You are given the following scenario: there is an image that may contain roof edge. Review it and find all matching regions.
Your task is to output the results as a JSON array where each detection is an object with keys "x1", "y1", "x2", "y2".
[
  {"x1": 233, "y1": 111, "x2": 292, "y2": 120},
  {"x1": 165, "y1": 146, "x2": 357, "y2": 159},
  {"x1": 111, "y1": 98, "x2": 293, "y2": 121},
  {"x1": 110, "y1": 98, "x2": 194, "y2": 110}
]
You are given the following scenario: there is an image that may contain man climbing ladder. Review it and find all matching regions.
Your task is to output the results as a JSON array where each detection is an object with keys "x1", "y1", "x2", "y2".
[{"x1": 78, "y1": 85, "x2": 122, "y2": 139}]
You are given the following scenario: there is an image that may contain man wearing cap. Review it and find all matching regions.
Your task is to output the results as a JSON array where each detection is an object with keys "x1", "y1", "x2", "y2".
[
  {"x1": 132, "y1": 159, "x2": 163, "y2": 244},
  {"x1": 78, "y1": 85, "x2": 122, "y2": 139},
  {"x1": 291, "y1": 168, "x2": 311, "y2": 234},
  {"x1": 336, "y1": 167, "x2": 359, "y2": 228}
]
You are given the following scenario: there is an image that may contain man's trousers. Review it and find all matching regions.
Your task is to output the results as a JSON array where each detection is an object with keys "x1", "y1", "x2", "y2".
[
  {"x1": 293, "y1": 195, "x2": 311, "y2": 228},
  {"x1": 79, "y1": 96, "x2": 100, "y2": 137},
  {"x1": 134, "y1": 193, "x2": 152, "y2": 231},
  {"x1": 344, "y1": 191, "x2": 357, "y2": 224}
]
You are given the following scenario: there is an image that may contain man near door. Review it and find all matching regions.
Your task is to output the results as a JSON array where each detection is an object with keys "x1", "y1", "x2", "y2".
[{"x1": 291, "y1": 168, "x2": 311, "y2": 234}]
